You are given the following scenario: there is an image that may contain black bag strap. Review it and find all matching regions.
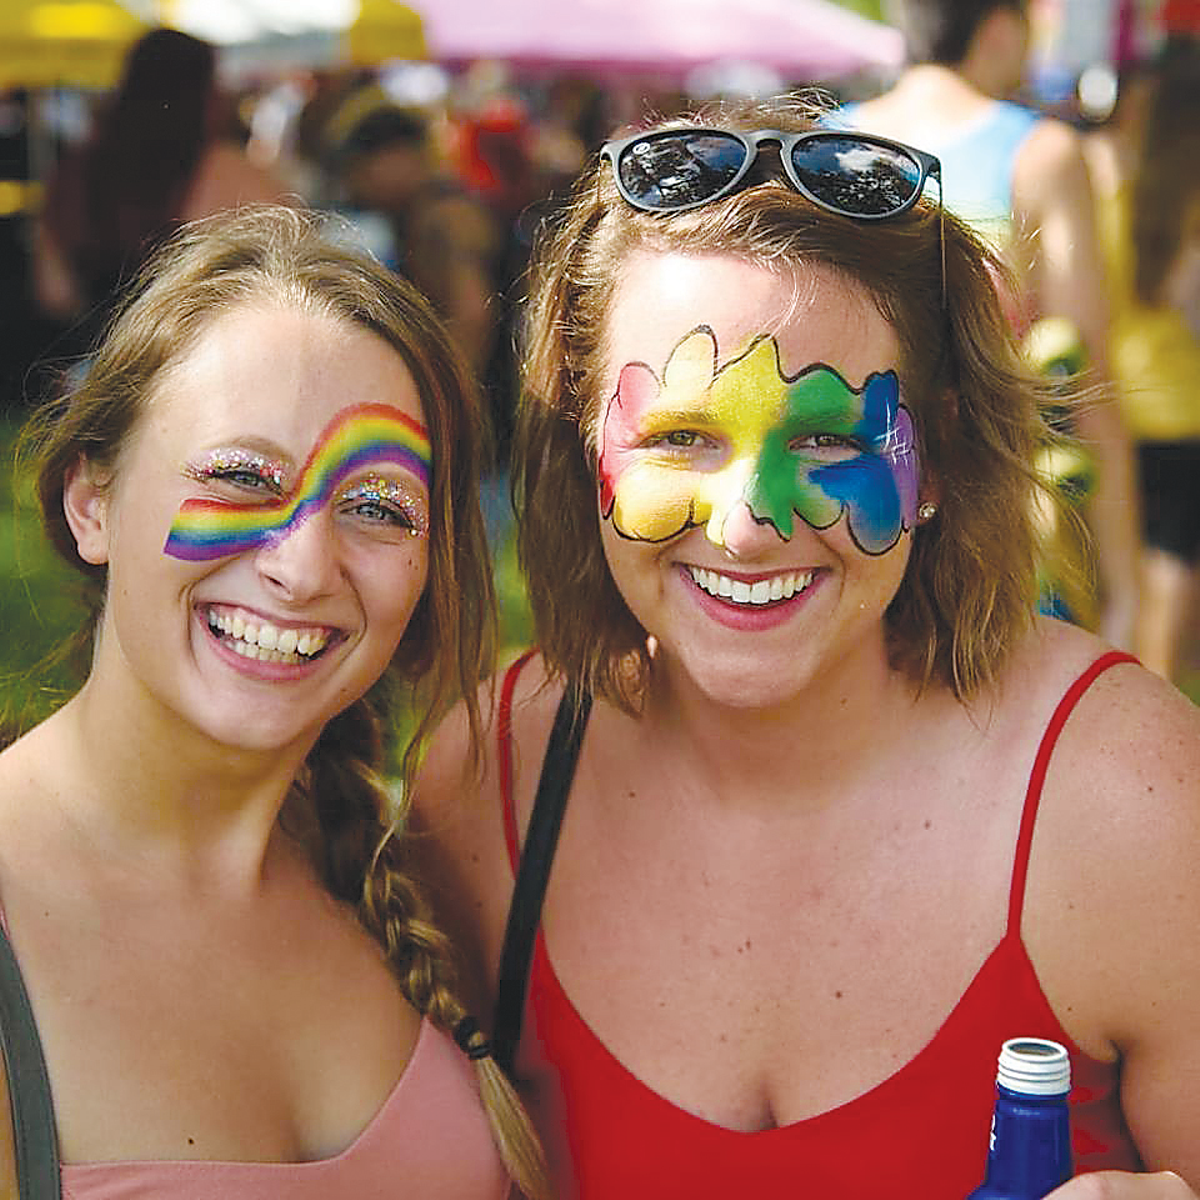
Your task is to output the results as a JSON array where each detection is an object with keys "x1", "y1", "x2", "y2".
[
  {"x1": 493, "y1": 679, "x2": 592, "y2": 1076},
  {"x1": 0, "y1": 923, "x2": 61, "y2": 1199}
]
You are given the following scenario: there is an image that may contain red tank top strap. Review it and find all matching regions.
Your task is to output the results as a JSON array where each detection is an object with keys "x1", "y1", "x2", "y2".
[
  {"x1": 1006, "y1": 650, "x2": 1138, "y2": 935},
  {"x1": 498, "y1": 650, "x2": 537, "y2": 874}
]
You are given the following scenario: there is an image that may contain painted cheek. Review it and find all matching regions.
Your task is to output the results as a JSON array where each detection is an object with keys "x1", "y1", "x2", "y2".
[
  {"x1": 809, "y1": 457, "x2": 905, "y2": 553},
  {"x1": 806, "y1": 386, "x2": 918, "y2": 556},
  {"x1": 164, "y1": 403, "x2": 431, "y2": 562},
  {"x1": 599, "y1": 363, "x2": 702, "y2": 542}
]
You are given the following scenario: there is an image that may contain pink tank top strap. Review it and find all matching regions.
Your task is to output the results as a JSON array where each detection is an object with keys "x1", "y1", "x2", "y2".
[
  {"x1": 498, "y1": 650, "x2": 536, "y2": 874},
  {"x1": 1006, "y1": 650, "x2": 1138, "y2": 935}
]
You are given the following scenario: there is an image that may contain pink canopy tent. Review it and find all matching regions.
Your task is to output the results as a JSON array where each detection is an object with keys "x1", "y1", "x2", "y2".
[{"x1": 411, "y1": 0, "x2": 904, "y2": 81}]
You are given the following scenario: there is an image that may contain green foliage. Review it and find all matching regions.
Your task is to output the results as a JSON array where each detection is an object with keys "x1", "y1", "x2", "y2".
[
  {"x1": 832, "y1": 0, "x2": 886, "y2": 21},
  {"x1": 0, "y1": 416, "x2": 88, "y2": 736}
]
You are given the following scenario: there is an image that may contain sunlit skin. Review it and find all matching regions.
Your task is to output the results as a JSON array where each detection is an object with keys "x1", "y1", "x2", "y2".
[
  {"x1": 595, "y1": 250, "x2": 932, "y2": 711},
  {"x1": 598, "y1": 326, "x2": 919, "y2": 555},
  {"x1": 73, "y1": 305, "x2": 432, "y2": 758}
]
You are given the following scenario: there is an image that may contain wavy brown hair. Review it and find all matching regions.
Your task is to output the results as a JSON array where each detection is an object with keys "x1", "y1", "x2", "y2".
[
  {"x1": 516, "y1": 96, "x2": 1068, "y2": 708},
  {"x1": 17, "y1": 205, "x2": 547, "y2": 1198}
]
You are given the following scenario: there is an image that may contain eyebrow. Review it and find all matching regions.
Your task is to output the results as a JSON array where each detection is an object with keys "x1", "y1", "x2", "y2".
[{"x1": 634, "y1": 407, "x2": 723, "y2": 428}]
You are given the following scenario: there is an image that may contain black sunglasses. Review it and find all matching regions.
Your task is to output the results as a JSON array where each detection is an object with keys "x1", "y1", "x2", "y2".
[{"x1": 600, "y1": 127, "x2": 944, "y2": 297}]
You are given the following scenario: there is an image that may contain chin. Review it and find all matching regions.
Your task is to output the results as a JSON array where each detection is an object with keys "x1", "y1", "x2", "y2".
[{"x1": 668, "y1": 648, "x2": 815, "y2": 712}]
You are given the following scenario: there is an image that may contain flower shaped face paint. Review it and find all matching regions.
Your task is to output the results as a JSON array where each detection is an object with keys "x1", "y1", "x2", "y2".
[
  {"x1": 598, "y1": 327, "x2": 919, "y2": 555},
  {"x1": 164, "y1": 402, "x2": 432, "y2": 561}
]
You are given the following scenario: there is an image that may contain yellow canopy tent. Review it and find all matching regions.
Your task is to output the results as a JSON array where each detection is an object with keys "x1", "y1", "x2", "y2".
[
  {"x1": 0, "y1": 0, "x2": 149, "y2": 89},
  {"x1": 147, "y1": 0, "x2": 425, "y2": 71},
  {"x1": 346, "y1": 0, "x2": 426, "y2": 64}
]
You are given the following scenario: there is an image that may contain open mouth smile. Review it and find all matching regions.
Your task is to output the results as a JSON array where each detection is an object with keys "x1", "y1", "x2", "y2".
[
  {"x1": 203, "y1": 605, "x2": 338, "y2": 665},
  {"x1": 687, "y1": 567, "x2": 815, "y2": 607}
]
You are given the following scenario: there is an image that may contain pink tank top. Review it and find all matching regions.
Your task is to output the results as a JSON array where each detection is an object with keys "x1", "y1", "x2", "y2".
[
  {"x1": 60, "y1": 1021, "x2": 508, "y2": 1199},
  {"x1": 0, "y1": 912, "x2": 508, "y2": 1199},
  {"x1": 498, "y1": 651, "x2": 1142, "y2": 1198}
]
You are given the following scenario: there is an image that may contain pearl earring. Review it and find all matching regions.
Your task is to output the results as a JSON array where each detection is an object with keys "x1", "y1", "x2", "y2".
[{"x1": 918, "y1": 502, "x2": 938, "y2": 522}]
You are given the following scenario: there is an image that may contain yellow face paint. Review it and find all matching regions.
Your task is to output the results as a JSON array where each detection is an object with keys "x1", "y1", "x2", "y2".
[{"x1": 598, "y1": 327, "x2": 918, "y2": 554}]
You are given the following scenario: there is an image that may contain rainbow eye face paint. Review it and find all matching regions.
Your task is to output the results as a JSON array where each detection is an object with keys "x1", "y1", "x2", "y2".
[
  {"x1": 164, "y1": 402, "x2": 431, "y2": 561},
  {"x1": 597, "y1": 327, "x2": 919, "y2": 555}
]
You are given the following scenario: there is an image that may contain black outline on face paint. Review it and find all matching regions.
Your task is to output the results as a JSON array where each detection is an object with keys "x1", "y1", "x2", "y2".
[{"x1": 597, "y1": 325, "x2": 919, "y2": 556}]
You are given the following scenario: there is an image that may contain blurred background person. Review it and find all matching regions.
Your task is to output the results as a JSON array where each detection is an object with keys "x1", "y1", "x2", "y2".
[
  {"x1": 321, "y1": 82, "x2": 504, "y2": 420},
  {"x1": 1085, "y1": 24, "x2": 1200, "y2": 686},
  {"x1": 846, "y1": 0, "x2": 1143, "y2": 650},
  {"x1": 32, "y1": 27, "x2": 290, "y2": 364}
]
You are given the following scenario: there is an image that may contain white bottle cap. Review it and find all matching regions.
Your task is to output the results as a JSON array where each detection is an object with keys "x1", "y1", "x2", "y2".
[{"x1": 997, "y1": 1037, "x2": 1071, "y2": 1096}]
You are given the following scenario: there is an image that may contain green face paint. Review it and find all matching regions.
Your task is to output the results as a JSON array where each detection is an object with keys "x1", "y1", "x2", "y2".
[{"x1": 597, "y1": 327, "x2": 919, "y2": 554}]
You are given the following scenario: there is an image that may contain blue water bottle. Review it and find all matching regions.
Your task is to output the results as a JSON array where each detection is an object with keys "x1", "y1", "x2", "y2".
[{"x1": 967, "y1": 1037, "x2": 1073, "y2": 1199}]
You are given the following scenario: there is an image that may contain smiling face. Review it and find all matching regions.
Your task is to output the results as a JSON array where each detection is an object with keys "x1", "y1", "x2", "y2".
[
  {"x1": 70, "y1": 303, "x2": 431, "y2": 756},
  {"x1": 597, "y1": 250, "x2": 926, "y2": 707}
]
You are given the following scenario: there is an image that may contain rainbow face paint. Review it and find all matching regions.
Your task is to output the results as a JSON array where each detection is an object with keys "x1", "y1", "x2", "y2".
[
  {"x1": 598, "y1": 327, "x2": 918, "y2": 555},
  {"x1": 164, "y1": 402, "x2": 431, "y2": 561}
]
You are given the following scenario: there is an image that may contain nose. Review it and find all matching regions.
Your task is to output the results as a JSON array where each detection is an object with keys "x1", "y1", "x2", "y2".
[
  {"x1": 709, "y1": 496, "x2": 791, "y2": 559},
  {"x1": 702, "y1": 462, "x2": 790, "y2": 557},
  {"x1": 254, "y1": 510, "x2": 344, "y2": 603}
]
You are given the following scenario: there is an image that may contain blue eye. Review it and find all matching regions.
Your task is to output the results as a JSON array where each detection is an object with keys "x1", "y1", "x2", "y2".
[
  {"x1": 350, "y1": 498, "x2": 415, "y2": 527},
  {"x1": 190, "y1": 451, "x2": 287, "y2": 497},
  {"x1": 196, "y1": 464, "x2": 286, "y2": 499},
  {"x1": 338, "y1": 481, "x2": 430, "y2": 537},
  {"x1": 215, "y1": 468, "x2": 274, "y2": 490}
]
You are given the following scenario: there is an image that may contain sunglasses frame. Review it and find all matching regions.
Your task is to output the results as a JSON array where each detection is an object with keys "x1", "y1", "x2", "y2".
[
  {"x1": 600, "y1": 126, "x2": 946, "y2": 302},
  {"x1": 601, "y1": 127, "x2": 941, "y2": 217}
]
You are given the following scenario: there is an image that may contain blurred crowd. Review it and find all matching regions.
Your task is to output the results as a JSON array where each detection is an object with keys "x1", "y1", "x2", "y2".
[{"x1": 0, "y1": 0, "x2": 1198, "y2": 694}]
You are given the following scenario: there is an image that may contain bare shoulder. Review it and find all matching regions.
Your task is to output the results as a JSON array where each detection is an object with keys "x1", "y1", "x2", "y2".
[
  {"x1": 408, "y1": 652, "x2": 565, "y2": 1018},
  {"x1": 411, "y1": 651, "x2": 563, "y2": 829},
  {"x1": 1013, "y1": 116, "x2": 1093, "y2": 212},
  {"x1": 1039, "y1": 632, "x2": 1200, "y2": 800},
  {"x1": 1014, "y1": 624, "x2": 1200, "y2": 1076},
  {"x1": 1004, "y1": 618, "x2": 1200, "y2": 807},
  {"x1": 1017, "y1": 115, "x2": 1086, "y2": 174}
]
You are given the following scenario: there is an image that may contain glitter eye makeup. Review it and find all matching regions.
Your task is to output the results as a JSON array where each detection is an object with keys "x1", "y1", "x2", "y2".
[
  {"x1": 335, "y1": 475, "x2": 430, "y2": 537},
  {"x1": 185, "y1": 449, "x2": 288, "y2": 493},
  {"x1": 164, "y1": 403, "x2": 432, "y2": 562}
]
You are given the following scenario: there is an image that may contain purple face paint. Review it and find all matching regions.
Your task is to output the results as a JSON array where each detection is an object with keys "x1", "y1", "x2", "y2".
[
  {"x1": 598, "y1": 328, "x2": 919, "y2": 554},
  {"x1": 164, "y1": 403, "x2": 431, "y2": 561}
]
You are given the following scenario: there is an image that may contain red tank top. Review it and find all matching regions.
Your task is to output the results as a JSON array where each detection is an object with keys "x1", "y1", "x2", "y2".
[{"x1": 498, "y1": 651, "x2": 1141, "y2": 1198}]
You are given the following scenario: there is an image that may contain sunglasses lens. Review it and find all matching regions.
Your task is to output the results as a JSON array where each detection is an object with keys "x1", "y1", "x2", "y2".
[
  {"x1": 616, "y1": 132, "x2": 748, "y2": 210},
  {"x1": 789, "y1": 136, "x2": 923, "y2": 217}
]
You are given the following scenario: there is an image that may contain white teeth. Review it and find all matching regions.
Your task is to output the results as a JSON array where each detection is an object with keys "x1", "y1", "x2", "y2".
[
  {"x1": 206, "y1": 609, "x2": 330, "y2": 662},
  {"x1": 688, "y1": 567, "x2": 815, "y2": 606}
]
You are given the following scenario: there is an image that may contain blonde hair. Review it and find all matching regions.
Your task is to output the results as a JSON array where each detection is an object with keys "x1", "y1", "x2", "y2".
[
  {"x1": 517, "y1": 96, "x2": 1070, "y2": 708},
  {"x1": 18, "y1": 205, "x2": 547, "y2": 1198}
]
